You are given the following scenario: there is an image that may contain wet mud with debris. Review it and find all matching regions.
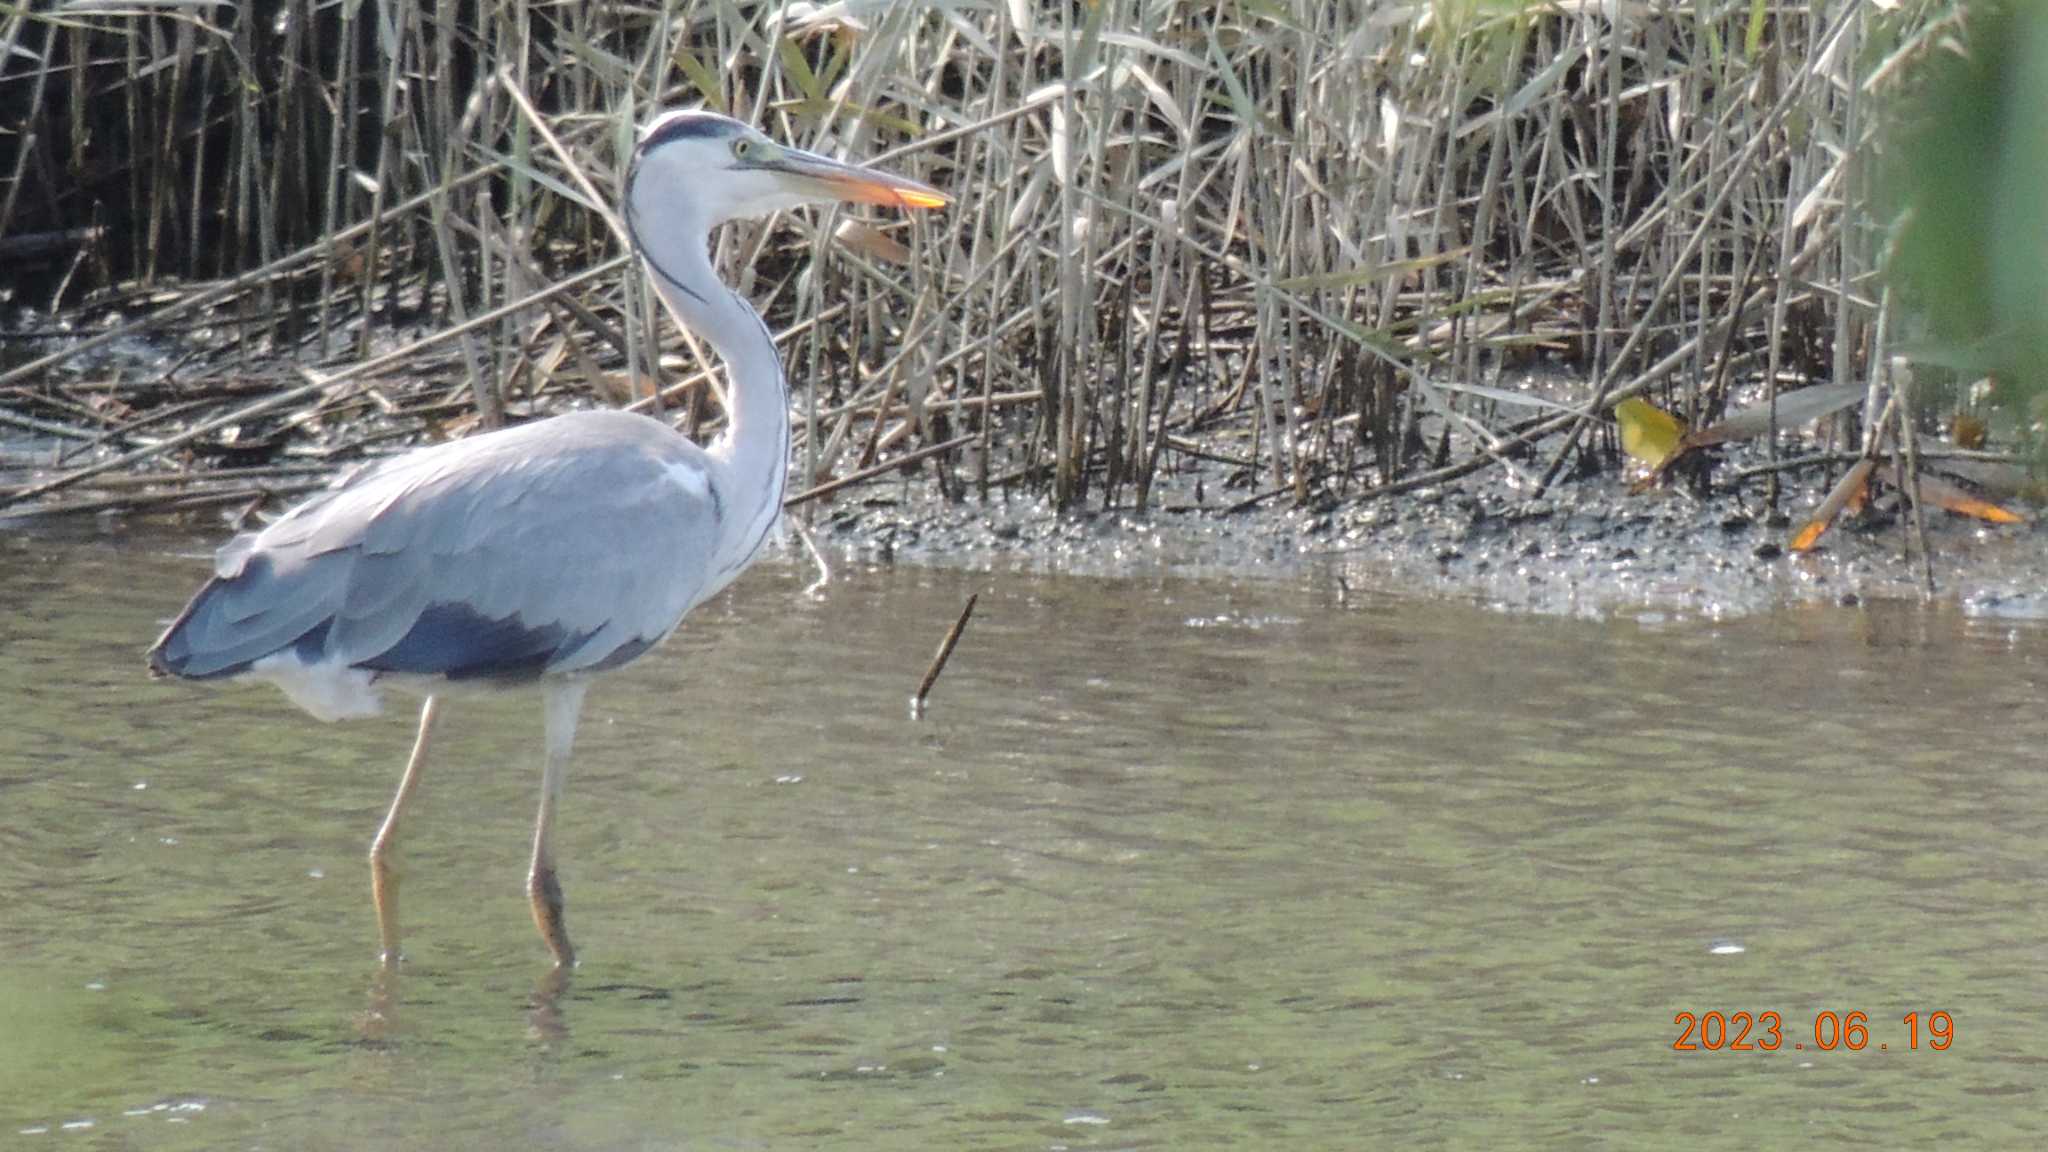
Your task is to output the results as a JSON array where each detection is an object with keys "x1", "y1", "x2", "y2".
[
  {"x1": 9, "y1": 312, "x2": 2040, "y2": 622},
  {"x1": 807, "y1": 449, "x2": 2048, "y2": 624}
]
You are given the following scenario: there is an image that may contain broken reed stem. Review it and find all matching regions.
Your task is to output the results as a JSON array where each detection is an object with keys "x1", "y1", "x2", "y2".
[
  {"x1": 911, "y1": 592, "x2": 979, "y2": 716},
  {"x1": 0, "y1": 482, "x2": 326, "y2": 522},
  {"x1": 1892, "y1": 368, "x2": 1938, "y2": 596},
  {"x1": 0, "y1": 464, "x2": 330, "y2": 497},
  {"x1": 784, "y1": 433, "x2": 975, "y2": 508},
  {"x1": 0, "y1": 258, "x2": 627, "y2": 512},
  {"x1": 1728, "y1": 447, "x2": 2025, "y2": 485},
  {"x1": 0, "y1": 166, "x2": 501, "y2": 395}
]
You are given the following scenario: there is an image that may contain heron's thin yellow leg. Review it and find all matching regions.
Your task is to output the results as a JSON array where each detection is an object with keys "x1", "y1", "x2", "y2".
[
  {"x1": 371, "y1": 696, "x2": 441, "y2": 966},
  {"x1": 529, "y1": 681, "x2": 588, "y2": 968}
]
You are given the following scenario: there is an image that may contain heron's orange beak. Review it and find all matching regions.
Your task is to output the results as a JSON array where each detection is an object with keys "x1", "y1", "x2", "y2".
[{"x1": 767, "y1": 147, "x2": 950, "y2": 211}]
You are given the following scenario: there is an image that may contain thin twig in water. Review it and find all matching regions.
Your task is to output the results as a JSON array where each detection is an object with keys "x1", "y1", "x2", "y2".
[{"x1": 911, "y1": 592, "x2": 979, "y2": 718}]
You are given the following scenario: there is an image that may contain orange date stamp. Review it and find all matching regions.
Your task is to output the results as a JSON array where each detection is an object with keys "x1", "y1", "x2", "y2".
[{"x1": 1673, "y1": 1011, "x2": 1954, "y2": 1052}]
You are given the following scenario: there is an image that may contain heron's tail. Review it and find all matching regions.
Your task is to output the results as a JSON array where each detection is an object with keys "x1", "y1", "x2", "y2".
[{"x1": 146, "y1": 578, "x2": 228, "y2": 680}]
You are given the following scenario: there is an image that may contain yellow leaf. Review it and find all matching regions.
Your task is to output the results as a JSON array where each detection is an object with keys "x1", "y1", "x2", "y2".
[{"x1": 1614, "y1": 397, "x2": 1684, "y2": 469}]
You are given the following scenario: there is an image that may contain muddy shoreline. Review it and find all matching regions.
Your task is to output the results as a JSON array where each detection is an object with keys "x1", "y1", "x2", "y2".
[
  {"x1": 803, "y1": 449, "x2": 2047, "y2": 623},
  {"x1": 8, "y1": 326, "x2": 2040, "y2": 623},
  {"x1": 11, "y1": 414, "x2": 2041, "y2": 624}
]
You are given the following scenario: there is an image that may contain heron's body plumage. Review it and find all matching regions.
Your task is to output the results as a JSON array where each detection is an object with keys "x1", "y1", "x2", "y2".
[{"x1": 148, "y1": 410, "x2": 739, "y2": 717}]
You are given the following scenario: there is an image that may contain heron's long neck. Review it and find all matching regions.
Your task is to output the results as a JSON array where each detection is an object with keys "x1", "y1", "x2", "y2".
[{"x1": 643, "y1": 242, "x2": 790, "y2": 535}]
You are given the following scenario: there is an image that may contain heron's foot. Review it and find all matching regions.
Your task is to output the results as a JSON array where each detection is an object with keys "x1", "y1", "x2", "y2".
[
  {"x1": 528, "y1": 865, "x2": 576, "y2": 969},
  {"x1": 358, "y1": 965, "x2": 402, "y2": 1044}
]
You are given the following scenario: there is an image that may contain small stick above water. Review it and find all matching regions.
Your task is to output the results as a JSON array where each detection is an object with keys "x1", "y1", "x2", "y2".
[{"x1": 911, "y1": 592, "x2": 979, "y2": 718}]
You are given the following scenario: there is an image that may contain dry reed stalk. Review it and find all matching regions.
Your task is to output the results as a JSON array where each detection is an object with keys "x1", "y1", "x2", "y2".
[{"x1": 0, "y1": 1, "x2": 1944, "y2": 523}]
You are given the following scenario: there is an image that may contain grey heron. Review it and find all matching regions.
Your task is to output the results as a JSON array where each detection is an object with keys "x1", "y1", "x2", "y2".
[{"x1": 145, "y1": 110, "x2": 947, "y2": 968}]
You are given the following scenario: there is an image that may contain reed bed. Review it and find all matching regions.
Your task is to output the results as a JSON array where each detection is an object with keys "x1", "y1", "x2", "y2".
[{"x1": 0, "y1": 0, "x2": 1990, "y2": 534}]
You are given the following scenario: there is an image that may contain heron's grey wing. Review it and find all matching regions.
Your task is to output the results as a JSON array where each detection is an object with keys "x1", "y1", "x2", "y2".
[{"x1": 148, "y1": 410, "x2": 725, "y2": 682}]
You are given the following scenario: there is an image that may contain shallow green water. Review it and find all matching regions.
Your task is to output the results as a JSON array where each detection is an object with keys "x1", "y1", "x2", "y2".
[{"x1": 2, "y1": 528, "x2": 2043, "y2": 1148}]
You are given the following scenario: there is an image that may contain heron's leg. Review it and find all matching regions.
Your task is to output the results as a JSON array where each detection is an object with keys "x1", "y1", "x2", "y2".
[
  {"x1": 530, "y1": 680, "x2": 589, "y2": 968},
  {"x1": 371, "y1": 696, "x2": 442, "y2": 966}
]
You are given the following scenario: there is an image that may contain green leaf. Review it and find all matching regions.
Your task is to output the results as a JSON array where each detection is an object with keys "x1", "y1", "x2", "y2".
[
  {"x1": 769, "y1": 99, "x2": 924, "y2": 139},
  {"x1": 672, "y1": 50, "x2": 727, "y2": 113},
  {"x1": 1744, "y1": 0, "x2": 1769, "y2": 59},
  {"x1": 775, "y1": 35, "x2": 823, "y2": 104},
  {"x1": 1205, "y1": 21, "x2": 1259, "y2": 130}
]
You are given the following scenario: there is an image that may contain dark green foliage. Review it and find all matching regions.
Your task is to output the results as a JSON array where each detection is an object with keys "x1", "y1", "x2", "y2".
[{"x1": 1888, "y1": 2, "x2": 2048, "y2": 411}]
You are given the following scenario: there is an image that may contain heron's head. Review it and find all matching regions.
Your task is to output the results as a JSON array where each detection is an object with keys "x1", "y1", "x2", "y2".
[{"x1": 626, "y1": 110, "x2": 946, "y2": 245}]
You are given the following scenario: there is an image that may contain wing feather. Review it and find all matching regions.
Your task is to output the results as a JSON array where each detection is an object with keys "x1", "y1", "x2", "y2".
[{"x1": 148, "y1": 410, "x2": 727, "y2": 684}]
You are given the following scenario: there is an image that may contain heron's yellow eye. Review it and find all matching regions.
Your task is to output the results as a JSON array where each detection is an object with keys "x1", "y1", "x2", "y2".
[{"x1": 732, "y1": 138, "x2": 753, "y2": 161}]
